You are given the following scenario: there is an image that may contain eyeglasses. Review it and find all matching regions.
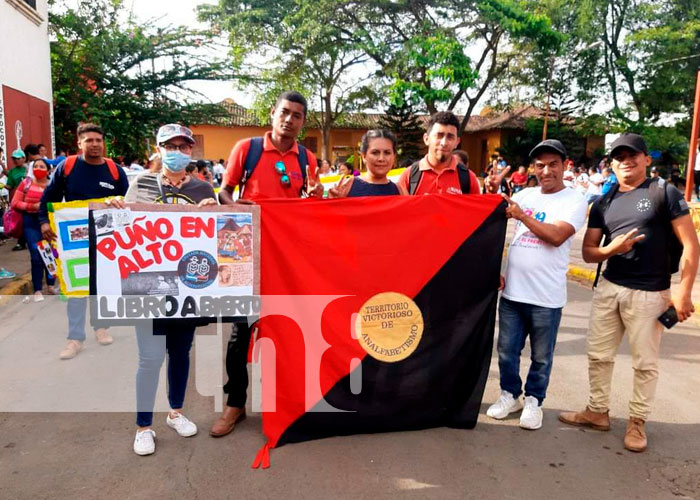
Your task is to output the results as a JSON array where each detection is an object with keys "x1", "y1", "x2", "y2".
[
  {"x1": 275, "y1": 161, "x2": 291, "y2": 187},
  {"x1": 160, "y1": 143, "x2": 193, "y2": 153}
]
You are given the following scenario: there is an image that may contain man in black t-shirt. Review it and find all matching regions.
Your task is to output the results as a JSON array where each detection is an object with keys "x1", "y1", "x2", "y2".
[
  {"x1": 560, "y1": 133, "x2": 699, "y2": 453},
  {"x1": 39, "y1": 123, "x2": 129, "y2": 360}
]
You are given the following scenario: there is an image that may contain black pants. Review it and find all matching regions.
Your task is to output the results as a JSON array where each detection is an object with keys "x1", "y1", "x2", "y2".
[
  {"x1": 694, "y1": 170, "x2": 700, "y2": 197},
  {"x1": 224, "y1": 321, "x2": 254, "y2": 408}
]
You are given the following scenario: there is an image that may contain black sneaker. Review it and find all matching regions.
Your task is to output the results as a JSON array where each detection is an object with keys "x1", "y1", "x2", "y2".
[{"x1": 12, "y1": 243, "x2": 26, "y2": 251}]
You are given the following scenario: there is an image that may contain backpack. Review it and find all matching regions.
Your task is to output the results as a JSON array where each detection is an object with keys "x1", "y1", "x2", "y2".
[
  {"x1": 63, "y1": 155, "x2": 120, "y2": 181},
  {"x1": 239, "y1": 137, "x2": 308, "y2": 196},
  {"x1": 408, "y1": 161, "x2": 471, "y2": 195},
  {"x1": 3, "y1": 178, "x2": 32, "y2": 238},
  {"x1": 593, "y1": 177, "x2": 682, "y2": 287}
]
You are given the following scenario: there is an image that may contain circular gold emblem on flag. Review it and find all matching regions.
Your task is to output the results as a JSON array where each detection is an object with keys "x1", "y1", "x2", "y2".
[{"x1": 355, "y1": 292, "x2": 424, "y2": 363}]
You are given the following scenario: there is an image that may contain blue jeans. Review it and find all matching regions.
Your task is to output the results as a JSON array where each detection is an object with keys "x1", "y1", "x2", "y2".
[
  {"x1": 135, "y1": 321, "x2": 196, "y2": 427},
  {"x1": 497, "y1": 297, "x2": 562, "y2": 404},
  {"x1": 67, "y1": 298, "x2": 89, "y2": 341},
  {"x1": 23, "y1": 213, "x2": 55, "y2": 292}
]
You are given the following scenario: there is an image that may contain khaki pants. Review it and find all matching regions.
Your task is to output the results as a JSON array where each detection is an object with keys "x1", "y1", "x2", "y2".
[{"x1": 587, "y1": 278, "x2": 670, "y2": 420}]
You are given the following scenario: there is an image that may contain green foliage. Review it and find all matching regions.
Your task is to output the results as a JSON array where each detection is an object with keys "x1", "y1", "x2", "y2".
[
  {"x1": 378, "y1": 101, "x2": 425, "y2": 162},
  {"x1": 50, "y1": 0, "x2": 233, "y2": 157},
  {"x1": 199, "y1": 0, "x2": 374, "y2": 160}
]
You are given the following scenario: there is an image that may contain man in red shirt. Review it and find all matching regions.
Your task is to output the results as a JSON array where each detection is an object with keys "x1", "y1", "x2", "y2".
[
  {"x1": 211, "y1": 91, "x2": 321, "y2": 438},
  {"x1": 398, "y1": 111, "x2": 481, "y2": 195},
  {"x1": 219, "y1": 91, "x2": 321, "y2": 203}
]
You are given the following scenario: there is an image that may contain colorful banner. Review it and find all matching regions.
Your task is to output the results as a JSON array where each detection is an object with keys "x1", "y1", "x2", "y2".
[
  {"x1": 251, "y1": 194, "x2": 506, "y2": 467},
  {"x1": 48, "y1": 199, "x2": 106, "y2": 296},
  {"x1": 89, "y1": 203, "x2": 259, "y2": 322}
]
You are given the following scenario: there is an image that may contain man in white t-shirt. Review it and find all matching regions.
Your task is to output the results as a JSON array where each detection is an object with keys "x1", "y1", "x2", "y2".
[
  {"x1": 586, "y1": 166, "x2": 604, "y2": 204},
  {"x1": 213, "y1": 158, "x2": 226, "y2": 185},
  {"x1": 486, "y1": 139, "x2": 587, "y2": 430}
]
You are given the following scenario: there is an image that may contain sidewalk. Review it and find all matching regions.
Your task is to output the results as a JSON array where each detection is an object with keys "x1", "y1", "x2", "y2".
[{"x1": 0, "y1": 236, "x2": 33, "y2": 299}]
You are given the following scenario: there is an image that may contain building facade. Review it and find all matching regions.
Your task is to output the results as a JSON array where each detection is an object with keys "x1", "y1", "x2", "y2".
[{"x1": 0, "y1": 0, "x2": 54, "y2": 159}]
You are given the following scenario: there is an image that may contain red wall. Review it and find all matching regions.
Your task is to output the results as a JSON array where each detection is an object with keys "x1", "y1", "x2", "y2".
[{"x1": 2, "y1": 85, "x2": 52, "y2": 154}]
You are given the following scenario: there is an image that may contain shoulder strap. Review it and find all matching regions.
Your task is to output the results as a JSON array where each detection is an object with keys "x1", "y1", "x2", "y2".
[
  {"x1": 297, "y1": 145, "x2": 308, "y2": 193},
  {"x1": 240, "y1": 137, "x2": 264, "y2": 186},
  {"x1": 408, "y1": 162, "x2": 422, "y2": 195},
  {"x1": 648, "y1": 177, "x2": 667, "y2": 215},
  {"x1": 456, "y1": 162, "x2": 471, "y2": 194},
  {"x1": 105, "y1": 158, "x2": 119, "y2": 181},
  {"x1": 22, "y1": 176, "x2": 32, "y2": 193},
  {"x1": 592, "y1": 183, "x2": 620, "y2": 288},
  {"x1": 63, "y1": 155, "x2": 119, "y2": 181},
  {"x1": 63, "y1": 155, "x2": 79, "y2": 177},
  {"x1": 649, "y1": 177, "x2": 682, "y2": 274}
]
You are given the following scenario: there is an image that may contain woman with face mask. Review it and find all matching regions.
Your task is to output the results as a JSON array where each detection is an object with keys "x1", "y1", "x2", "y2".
[
  {"x1": 10, "y1": 159, "x2": 57, "y2": 300},
  {"x1": 109, "y1": 124, "x2": 217, "y2": 456}
]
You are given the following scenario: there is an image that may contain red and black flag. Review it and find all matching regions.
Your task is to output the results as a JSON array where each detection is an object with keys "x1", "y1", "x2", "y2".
[{"x1": 252, "y1": 194, "x2": 506, "y2": 467}]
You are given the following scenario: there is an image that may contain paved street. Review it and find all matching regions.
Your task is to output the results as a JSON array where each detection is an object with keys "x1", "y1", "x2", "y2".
[{"x1": 1, "y1": 281, "x2": 699, "y2": 500}]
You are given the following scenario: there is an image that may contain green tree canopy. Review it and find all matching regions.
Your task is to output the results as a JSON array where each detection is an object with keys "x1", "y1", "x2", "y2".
[{"x1": 50, "y1": 0, "x2": 235, "y2": 157}]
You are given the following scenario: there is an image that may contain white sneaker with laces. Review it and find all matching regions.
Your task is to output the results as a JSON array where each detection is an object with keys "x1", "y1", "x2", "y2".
[
  {"x1": 133, "y1": 429, "x2": 156, "y2": 456},
  {"x1": 166, "y1": 412, "x2": 198, "y2": 437},
  {"x1": 519, "y1": 395, "x2": 543, "y2": 430},
  {"x1": 486, "y1": 390, "x2": 523, "y2": 419}
]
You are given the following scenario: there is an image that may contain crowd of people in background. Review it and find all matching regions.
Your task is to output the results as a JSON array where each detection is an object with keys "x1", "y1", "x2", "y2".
[{"x1": 0, "y1": 89, "x2": 696, "y2": 460}]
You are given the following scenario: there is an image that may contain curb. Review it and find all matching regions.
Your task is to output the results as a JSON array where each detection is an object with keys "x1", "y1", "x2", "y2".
[{"x1": 0, "y1": 272, "x2": 33, "y2": 307}]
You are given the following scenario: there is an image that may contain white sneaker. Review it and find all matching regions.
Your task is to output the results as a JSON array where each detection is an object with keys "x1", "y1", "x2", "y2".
[
  {"x1": 133, "y1": 429, "x2": 156, "y2": 456},
  {"x1": 166, "y1": 412, "x2": 198, "y2": 437},
  {"x1": 519, "y1": 396, "x2": 543, "y2": 430},
  {"x1": 486, "y1": 390, "x2": 523, "y2": 419}
]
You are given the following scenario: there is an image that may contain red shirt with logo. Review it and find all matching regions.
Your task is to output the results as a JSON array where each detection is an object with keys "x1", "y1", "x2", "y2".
[
  {"x1": 224, "y1": 131, "x2": 318, "y2": 200},
  {"x1": 397, "y1": 155, "x2": 481, "y2": 195}
]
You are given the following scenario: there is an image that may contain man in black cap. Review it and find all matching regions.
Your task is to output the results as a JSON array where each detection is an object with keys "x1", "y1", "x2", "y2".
[
  {"x1": 559, "y1": 132, "x2": 699, "y2": 452},
  {"x1": 486, "y1": 139, "x2": 587, "y2": 430}
]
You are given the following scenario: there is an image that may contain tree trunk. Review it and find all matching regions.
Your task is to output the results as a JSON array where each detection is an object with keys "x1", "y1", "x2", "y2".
[{"x1": 322, "y1": 92, "x2": 333, "y2": 161}]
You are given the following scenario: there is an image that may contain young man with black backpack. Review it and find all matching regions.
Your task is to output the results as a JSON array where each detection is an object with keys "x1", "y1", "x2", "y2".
[
  {"x1": 211, "y1": 91, "x2": 322, "y2": 438},
  {"x1": 397, "y1": 111, "x2": 481, "y2": 196},
  {"x1": 559, "y1": 133, "x2": 699, "y2": 453},
  {"x1": 39, "y1": 123, "x2": 129, "y2": 360}
]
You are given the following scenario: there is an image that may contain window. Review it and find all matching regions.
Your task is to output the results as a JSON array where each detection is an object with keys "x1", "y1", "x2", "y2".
[
  {"x1": 5, "y1": 0, "x2": 44, "y2": 25},
  {"x1": 300, "y1": 137, "x2": 318, "y2": 154}
]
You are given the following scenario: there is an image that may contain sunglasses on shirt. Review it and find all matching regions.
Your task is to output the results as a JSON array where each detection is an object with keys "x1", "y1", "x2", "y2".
[{"x1": 275, "y1": 161, "x2": 291, "y2": 187}]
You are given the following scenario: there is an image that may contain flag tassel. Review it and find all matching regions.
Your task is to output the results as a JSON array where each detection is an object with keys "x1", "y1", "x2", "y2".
[{"x1": 251, "y1": 443, "x2": 271, "y2": 469}]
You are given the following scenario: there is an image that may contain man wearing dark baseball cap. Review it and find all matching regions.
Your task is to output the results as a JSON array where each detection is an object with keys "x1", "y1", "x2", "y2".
[
  {"x1": 529, "y1": 139, "x2": 567, "y2": 161},
  {"x1": 486, "y1": 138, "x2": 587, "y2": 430},
  {"x1": 560, "y1": 132, "x2": 699, "y2": 453}
]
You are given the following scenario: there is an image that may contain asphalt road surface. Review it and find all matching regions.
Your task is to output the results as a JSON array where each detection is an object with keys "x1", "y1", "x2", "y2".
[{"x1": 1, "y1": 281, "x2": 699, "y2": 500}]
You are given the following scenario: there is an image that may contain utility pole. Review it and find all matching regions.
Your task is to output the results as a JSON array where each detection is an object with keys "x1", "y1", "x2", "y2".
[{"x1": 685, "y1": 71, "x2": 700, "y2": 202}]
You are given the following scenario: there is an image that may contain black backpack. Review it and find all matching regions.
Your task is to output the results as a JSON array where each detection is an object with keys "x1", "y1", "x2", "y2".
[
  {"x1": 408, "y1": 161, "x2": 472, "y2": 195},
  {"x1": 593, "y1": 177, "x2": 683, "y2": 287}
]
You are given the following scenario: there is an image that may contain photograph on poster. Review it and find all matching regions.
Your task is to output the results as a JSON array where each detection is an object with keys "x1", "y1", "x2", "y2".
[
  {"x1": 68, "y1": 224, "x2": 89, "y2": 242},
  {"x1": 121, "y1": 271, "x2": 180, "y2": 296},
  {"x1": 217, "y1": 214, "x2": 253, "y2": 263},
  {"x1": 218, "y1": 263, "x2": 253, "y2": 288}
]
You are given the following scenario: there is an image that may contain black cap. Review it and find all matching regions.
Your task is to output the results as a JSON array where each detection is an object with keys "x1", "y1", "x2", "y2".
[
  {"x1": 609, "y1": 133, "x2": 648, "y2": 157},
  {"x1": 529, "y1": 139, "x2": 567, "y2": 161}
]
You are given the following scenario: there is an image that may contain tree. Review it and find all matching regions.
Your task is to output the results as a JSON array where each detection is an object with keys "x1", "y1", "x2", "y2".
[
  {"x1": 50, "y1": 0, "x2": 234, "y2": 157},
  {"x1": 198, "y1": 0, "x2": 377, "y2": 161},
  {"x1": 378, "y1": 102, "x2": 424, "y2": 162},
  {"x1": 318, "y1": 0, "x2": 564, "y2": 133}
]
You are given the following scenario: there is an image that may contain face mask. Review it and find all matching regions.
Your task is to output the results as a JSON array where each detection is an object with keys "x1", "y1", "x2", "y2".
[
  {"x1": 161, "y1": 150, "x2": 191, "y2": 172},
  {"x1": 34, "y1": 169, "x2": 48, "y2": 180}
]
